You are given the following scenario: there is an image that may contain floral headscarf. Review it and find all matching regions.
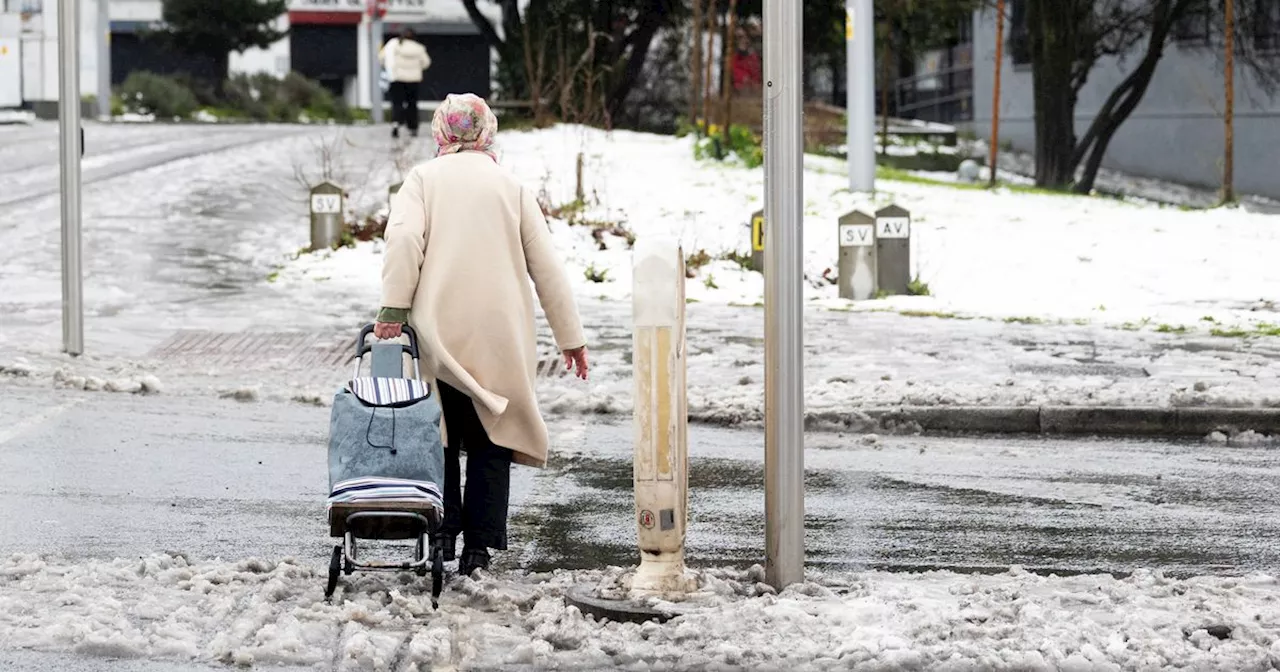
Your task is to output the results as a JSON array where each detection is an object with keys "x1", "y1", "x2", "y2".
[{"x1": 432, "y1": 93, "x2": 499, "y2": 162}]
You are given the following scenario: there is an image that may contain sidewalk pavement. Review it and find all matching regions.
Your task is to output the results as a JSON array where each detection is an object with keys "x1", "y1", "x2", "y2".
[{"x1": 3, "y1": 302, "x2": 1278, "y2": 439}]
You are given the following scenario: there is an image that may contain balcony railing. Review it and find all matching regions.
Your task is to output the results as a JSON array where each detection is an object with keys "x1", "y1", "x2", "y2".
[{"x1": 893, "y1": 62, "x2": 974, "y2": 124}]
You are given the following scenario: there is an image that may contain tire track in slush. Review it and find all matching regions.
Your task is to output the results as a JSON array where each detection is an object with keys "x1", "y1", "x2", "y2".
[
  {"x1": 0, "y1": 127, "x2": 310, "y2": 211},
  {"x1": 0, "y1": 126, "x2": 168, "y2": 176}
]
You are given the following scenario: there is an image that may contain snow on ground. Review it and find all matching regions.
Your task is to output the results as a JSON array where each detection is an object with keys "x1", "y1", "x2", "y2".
[
  {"x1": 2, "y1": 552, "x2": 1278, "y2": 671},
  {"x1": 254, "y1": 125, "x2": 1280, "y2": 418},
  {"x1": 277, "y1": 125, "x2": 1280, "y2": 335},
  {"x1": 3, "y1": 123, "x2": 1278, "y2": 418},
  {"x1": 0, "y1": 110, "x2": 36, "y2": 125},
  {"x1": 9, "y1": 302, "x2": 1280, "y2": 423}
]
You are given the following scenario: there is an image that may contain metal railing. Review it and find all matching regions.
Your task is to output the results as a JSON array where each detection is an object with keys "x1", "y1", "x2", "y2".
[{"x1": 893, "y1": 62, "x2": 974, "y2": 124}]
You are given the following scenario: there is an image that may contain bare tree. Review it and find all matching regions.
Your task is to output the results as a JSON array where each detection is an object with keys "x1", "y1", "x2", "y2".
[
  {"x1": 1026, "y1": 0, "x2": 1280, "y2": 192},
  {"x1": 461, "y1": 0, "x2": 680, "y2": 121}
]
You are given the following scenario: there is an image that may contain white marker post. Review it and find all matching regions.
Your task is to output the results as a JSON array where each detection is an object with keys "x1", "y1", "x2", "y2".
[
  {"x1": 59, "y1": 0, "x2": 84, "y2": 356},
  {"x1": 630, "y1": 237, "x2": 690, "y2": 597},
  {"x1": 368, "y1": 1, "x2": 384, "y2": 124},
  {"x1": 309, "y1": 182, "x2": 345, "y2": 251},
  {"x1": 763, "y1": 0, "x2": 805, "y2": 590}
]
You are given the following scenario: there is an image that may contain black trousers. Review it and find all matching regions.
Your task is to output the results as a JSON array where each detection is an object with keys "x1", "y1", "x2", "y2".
[
  {"x1": 388, "y1": 81, "x2": 420, "y2": 132},
  {"x1": 437, "y1": 381, "x2": 513, "y2": 550}
]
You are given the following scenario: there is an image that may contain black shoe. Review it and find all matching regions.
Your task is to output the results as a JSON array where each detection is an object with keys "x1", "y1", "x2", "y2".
[
  {"x1": 433, "y1": 533, "x2": 456, "y2": 562},
  {"x1": 458, "y1": 547, "x2": 490, "y2": 577},
  {"x1": 408, "y1": 128, "x2": 419, "y2": 138},
  {"x1": 391, "y1": 126, "x2": 400, "y2": 139}
]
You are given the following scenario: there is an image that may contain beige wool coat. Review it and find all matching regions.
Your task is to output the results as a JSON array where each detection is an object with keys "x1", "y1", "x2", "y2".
[{"x1": 380, "y1": 151, "x2": 585, "y2": 468}]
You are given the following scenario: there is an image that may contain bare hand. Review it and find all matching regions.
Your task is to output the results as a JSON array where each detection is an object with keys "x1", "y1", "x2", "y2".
[
  {"x1": 374, "y1": 322, "x2": 403, "y2": 340},
  {"x1": 563, "y1": 346, "x2": 589, "y2": 381}
]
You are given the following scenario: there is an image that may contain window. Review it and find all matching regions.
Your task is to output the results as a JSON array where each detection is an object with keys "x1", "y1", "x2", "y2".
[
  {"x1": 1008, "y1": 0, "x2": 1031, "y2": 66},
  {"x1": 1174, "y1": 0, "x2": 1212, "y2": 45},
  {"x1": 1256, "y1": 0, "x2": 1280, "y2": 52},
  {"x1": 955, "y1": 15, "x2": 973, "y2": 45}
]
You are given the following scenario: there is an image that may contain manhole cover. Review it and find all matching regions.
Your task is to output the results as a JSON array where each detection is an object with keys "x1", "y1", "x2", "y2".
[{"x1": 149, "y1": 331, "x2": 354, "y2": 369}]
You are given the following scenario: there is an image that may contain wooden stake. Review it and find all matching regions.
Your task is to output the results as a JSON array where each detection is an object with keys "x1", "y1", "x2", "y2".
[
  {"x1": 691, "y1": 0, "x2": 704, "y2": 129},
  {"x1": 989, "y1": 0, "x2": 1006, "y2": 188},
  {"x1": 703, "y1": 0, "x2": 721, "y2": 133},
  {"x1": 720, "y1": 0, "x2": 740, "y2": 148},
  {"x1": 1224, "y1": 0, "x2": 1236, "y2": 203},
  {"x1": 880, "y1": 32, "x2": 891, "y2": 156}
]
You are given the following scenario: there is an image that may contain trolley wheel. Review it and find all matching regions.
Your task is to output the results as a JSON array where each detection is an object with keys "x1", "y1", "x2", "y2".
[
  {"x1": 430, "y1": 547, "x2": 444, "y2": 609},
  {"x1": 415, "y1": 536, "x2": 428, "y2": 577},
  {"x1": 325, "y1": 545, "x2": 342, "y2": 600}
]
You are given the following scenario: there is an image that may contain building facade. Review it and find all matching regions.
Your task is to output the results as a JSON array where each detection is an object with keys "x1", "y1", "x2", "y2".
[
  {"x1": 968, "y1": 0, "x2": 1280, "y2": 199},
  {"x1": 0, "y1": 0, "x2": 494, "y2": 113}
]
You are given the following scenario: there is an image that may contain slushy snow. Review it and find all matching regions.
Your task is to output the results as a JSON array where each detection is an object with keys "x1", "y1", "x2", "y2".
[
  {"x1": 3, "y1": 122, "x2": 1278, "y2": 423},
  {"x1": 279, "y1": 124, "x2": 1280, "y2": 333},
  {"x1": 1, "y1": 553, "x2": 1278, "y2": 670}
]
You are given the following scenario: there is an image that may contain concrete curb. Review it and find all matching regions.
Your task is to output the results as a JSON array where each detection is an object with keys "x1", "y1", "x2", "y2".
[{"x1": 855, "y1": 406, "x2": 1280, "y2": 437}]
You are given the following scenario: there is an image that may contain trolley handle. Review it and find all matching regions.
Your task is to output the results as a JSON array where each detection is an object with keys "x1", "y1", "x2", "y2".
[{"x1": 354, "y1": 323, "x2": 421, "y2": 360}]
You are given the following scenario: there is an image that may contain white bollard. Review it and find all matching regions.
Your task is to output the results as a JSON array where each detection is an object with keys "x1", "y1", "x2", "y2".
[{"x1": 630, "y1": 237, "x2": 691, "y2": 597}]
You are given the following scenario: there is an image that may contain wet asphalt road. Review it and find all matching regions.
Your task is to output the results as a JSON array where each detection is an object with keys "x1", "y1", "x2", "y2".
[{"x1": 1, "y1": 386, "x2": 1277, "y2": 581}]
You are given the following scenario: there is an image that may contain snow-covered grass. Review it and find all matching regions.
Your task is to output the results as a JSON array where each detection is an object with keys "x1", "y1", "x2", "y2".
[
  {"x1": 277, "y1": 125, "x2": 1280, "y2": 337},
  {"x1": 4, "y1": 122, "x2": 1275, "y2": 417},
  {"x1": 1, "y1": 552, "x2": 1277, "y2": 670}
]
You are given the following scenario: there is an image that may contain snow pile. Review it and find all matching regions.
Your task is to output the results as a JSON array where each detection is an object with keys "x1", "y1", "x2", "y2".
[
  {"x1": 0, "y1": 110, "x2": 36, "y2": 125},
  {"x1": 52, "y1": 368, "x2": 163, "y2": 395},
  {"x1": 1206, "y1": 430, "x2": 1279, "y2": 447},
  {"x1": 0, "y1": 359, "x2": 33, "y2": 378},
  {"x1": 276, "y1": 125, "x2": 1280, "y2": 332},
  {"x1": 0, "y1": 353, "x2": 167, "y2": 397},
  {"x1": 1, "y1": 553, "x2": 1277, "y2": 670}
]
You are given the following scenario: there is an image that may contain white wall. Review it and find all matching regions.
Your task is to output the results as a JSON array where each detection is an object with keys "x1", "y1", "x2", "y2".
[
  {"x1": 970, "y1": 5, "x2": 1280, "y2": 198},
  {"x1": 229, "y1": 15, "x2": 290, "y2": 78},
  {"x1": 18, "y1": 0, "x2": 133, "y2": 103}
]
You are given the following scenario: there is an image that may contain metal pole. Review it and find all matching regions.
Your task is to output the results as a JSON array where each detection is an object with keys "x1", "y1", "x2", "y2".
[
  {"x1": 988, "y1": 0, "x2": 1005, "y2": 188},
  {"x1": 59, "y1": 0, "x2": 84, "y2": 356},
  {"x1": 96, "y1": 0, "x2": 110, "y2": 119},
  {"x1": 762, "y1": 0, "x2": 804, "y2": 591},
  {"x1": 370, "y1": 15, "x2": 384, "y2": 124},
  {"x1": 846, "y1": 0, "x2": 875, "y2": 192}
]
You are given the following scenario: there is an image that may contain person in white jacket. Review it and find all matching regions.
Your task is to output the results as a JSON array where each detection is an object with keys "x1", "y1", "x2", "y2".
[{"x1": 380, "y1": 28, "x2": 432, "y2": 138}]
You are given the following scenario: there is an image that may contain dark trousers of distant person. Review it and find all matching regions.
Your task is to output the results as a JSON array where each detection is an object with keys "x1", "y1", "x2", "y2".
[{"x1": 388, "y1": 81, "x2": 420, "y2": 136}]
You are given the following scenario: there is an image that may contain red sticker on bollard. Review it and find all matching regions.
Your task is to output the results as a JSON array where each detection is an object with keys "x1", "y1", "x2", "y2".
[{"x1": 639, "y1": 510, "x2": 655, "y2": 529}]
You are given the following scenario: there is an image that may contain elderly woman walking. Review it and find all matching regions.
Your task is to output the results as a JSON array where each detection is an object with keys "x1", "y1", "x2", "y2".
[{"x1": 374, "y1": 94, "x2": 589, "y2": 576}]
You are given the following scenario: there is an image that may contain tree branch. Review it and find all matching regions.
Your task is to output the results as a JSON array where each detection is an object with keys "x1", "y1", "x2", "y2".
[
  {"x1": 1071, "y1": 0, "x2": 1189, "y2": 191},
  {"x1": 606, "y1": 8, "x2": 664, "y2": 118},
  {"x1": 461, "y1": 0, "x2": 505, "y2": 49}
]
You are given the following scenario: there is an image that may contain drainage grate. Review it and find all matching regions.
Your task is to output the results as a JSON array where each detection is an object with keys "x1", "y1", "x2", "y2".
[{"x1": 149, "y1": 331, "x2": 355, "y2": 370}]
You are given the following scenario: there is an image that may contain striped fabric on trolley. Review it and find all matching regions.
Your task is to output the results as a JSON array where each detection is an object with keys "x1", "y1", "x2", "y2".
[
  {"x1": 327, "y1": 477, "x2": 444, "y2": 511},
  {"x1": 347, "y1": 376, "x2": 431, "y2": 406}
]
